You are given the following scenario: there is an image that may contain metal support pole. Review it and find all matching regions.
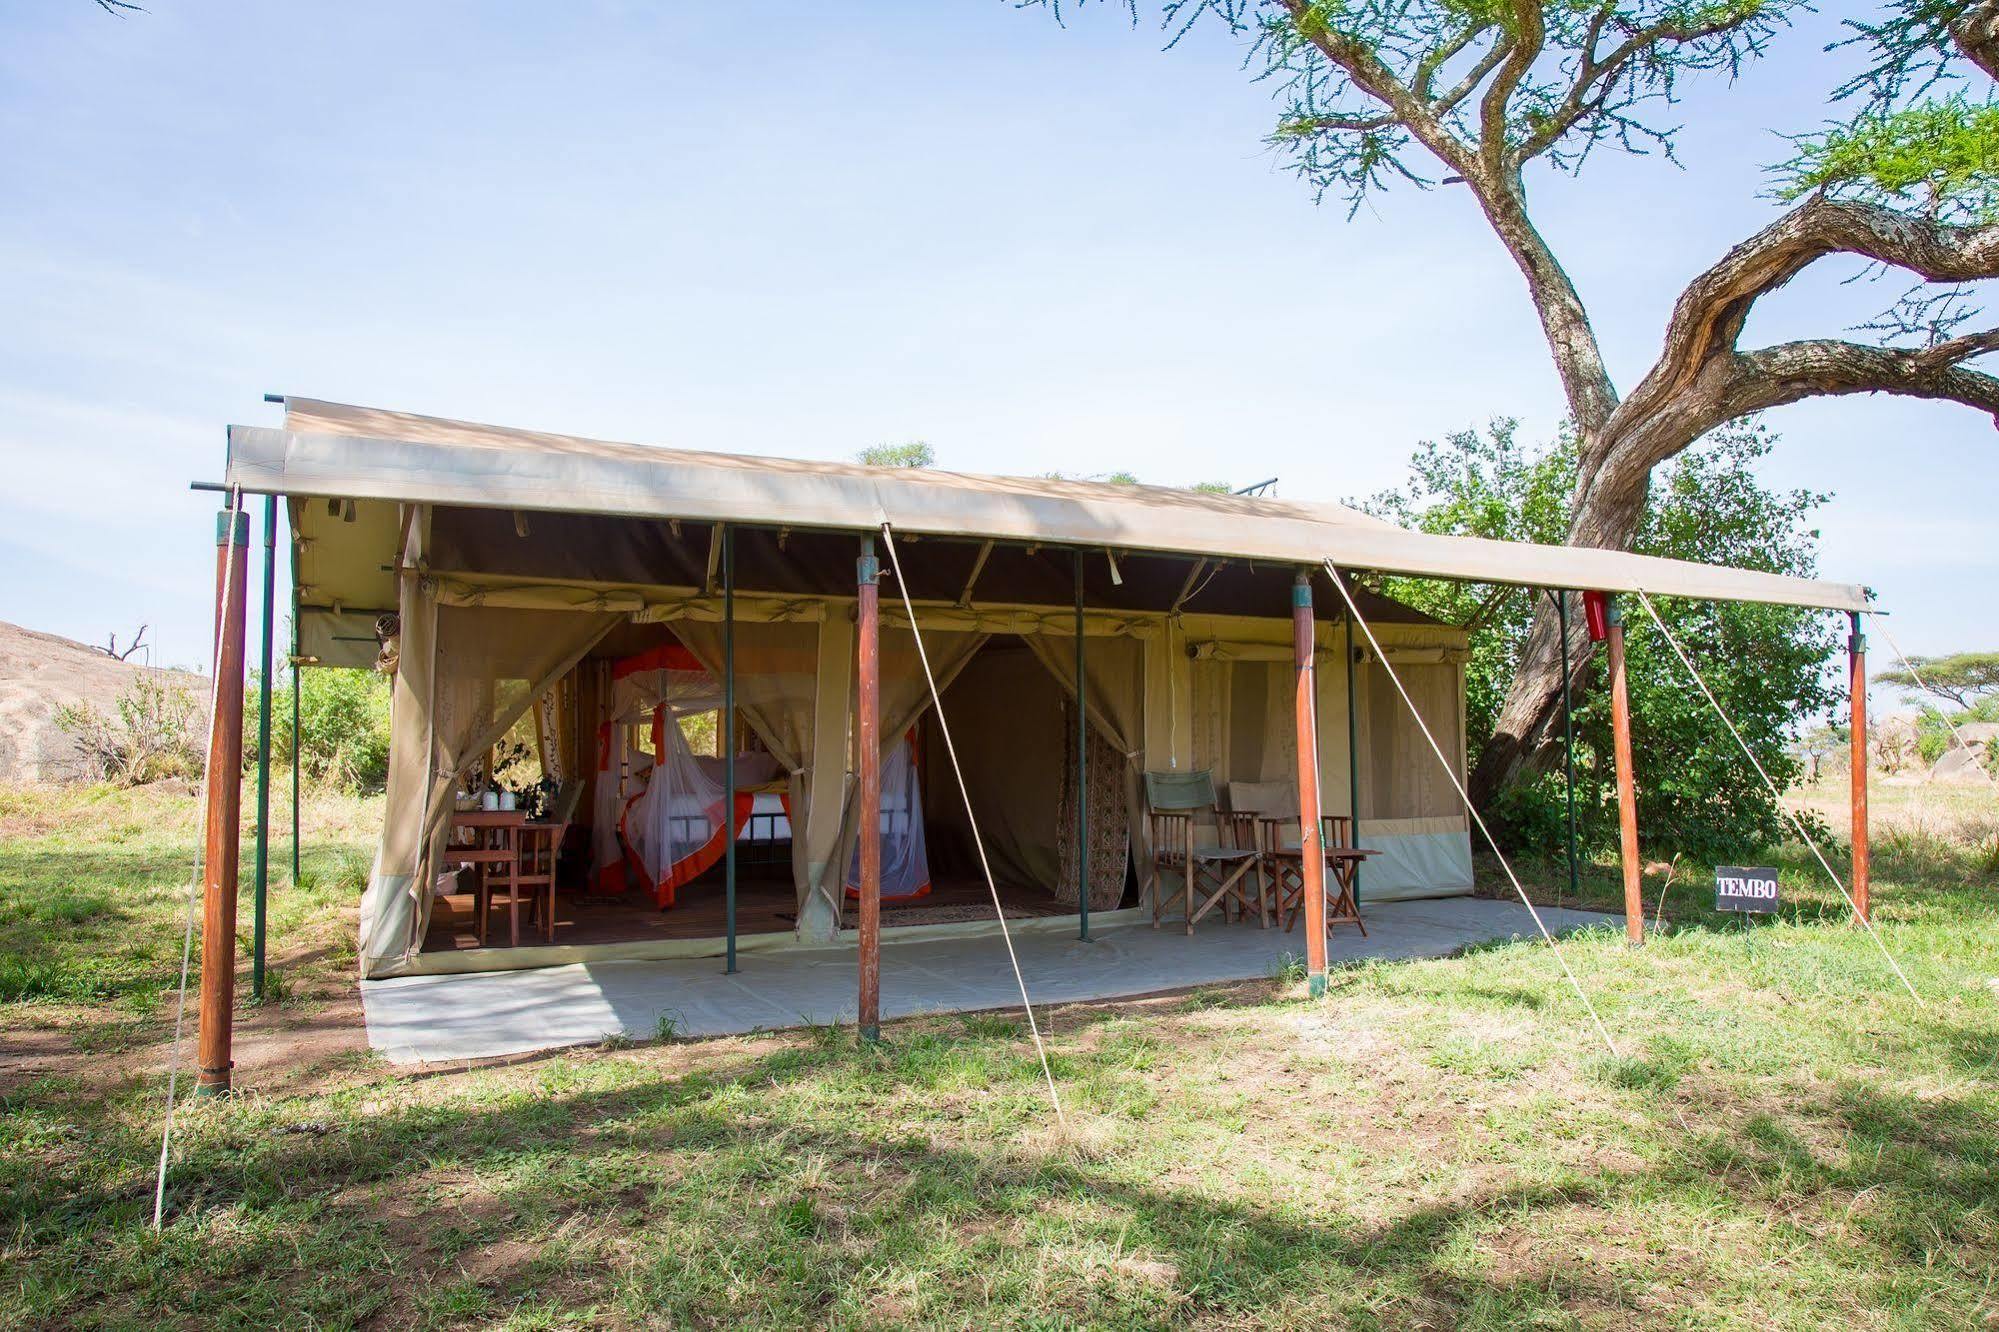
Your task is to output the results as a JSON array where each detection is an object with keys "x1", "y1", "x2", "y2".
[
  {"x1": 1075, "y1": 550, "x2": 1090, "y2": 942},
  {"x1": 1605, "y1": 597, "x2": 1644, "y2": 945},
  {"x1": 1294, "y1": 570, "x2": 1328, "y2": 995},
  {"x1": 1849, "y1": 610, "x2": 1869, "y2": 922},
  {"x1": 252, "y1": 496, "x2": 276, "y2": 1000},
  {"x1": 1345, "y1": 605, "x2": 1360, "y2": 911},
  {"x1": 289, "y1": 608, "x2": 299, "y2": 880},
  {"x1": 723, "y1": 525, "x2": 738, "y2": 973},
  {"x1": 856, "y1": 535, "x2": 882, "y2": 1041},
  {"x1": 1556, "y1": 590, "x2": 1580, "y2": 906},
  {"x1": 197, "y1": 507, "x2": 250, "y2": 1096},
  {"x1": 290, "y1": 530, "x2": 300, "y2": 885}
]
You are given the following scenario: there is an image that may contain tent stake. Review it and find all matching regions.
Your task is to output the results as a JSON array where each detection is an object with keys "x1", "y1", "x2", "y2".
[
  {"x1": 1294, "y1": 570, "x2": 1328, "y2": 995},
  {"x1": 198, "y1": 507, "x2": 250, "y2": 1096},
  {"x1": 1849, "y1": 611, "x2": 1869, "y2": 922},
  {"x1": 252, "y1": 496, "x2": 276, "y2": 1000},
  {"x1": 724, "y1": 524, "x2": 738, "y2": 973},
  {"x1": 856, "y1": 534, "x2": 882, "y2": 1041},
  {"x1": 1604, "y1": 596, "x2": 1644, "y2": 944},
  {"x1": 1075, "y1": 550, "x2": 1090, "y2": 942},
  {"x1": 1555, "y1": 590, "x2": 1580, "y2": 908}
]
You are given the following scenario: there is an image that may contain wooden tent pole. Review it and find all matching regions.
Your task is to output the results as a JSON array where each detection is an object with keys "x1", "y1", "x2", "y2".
[
  {"x1": 252, "y1": 496, "x2": 276, "y2": 1001},
  {"x1": 1849, "y1": 611, "x2": 1870, "y2": 922},
  {"x1": 1554, "y1": 591, "x2": 1580, "y2": 907},
  {"x1": 856, "y1": 534, "x2": 882, "y2": 1041},
  {"x1": 198, "y1": 506, "x2": 250, "y2": 1096},
  {"x1": 1605, "y1": 596, "x2": 1644, "y2": 945},
  {"x1": 1294, "y1": 570, "x2": 1328, "y2": 995}
]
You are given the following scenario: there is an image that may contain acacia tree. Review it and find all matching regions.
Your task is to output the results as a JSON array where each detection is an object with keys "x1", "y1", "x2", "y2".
[
  {"x1": 1049, "y1": 0, "x2": 1999, "y2": 802},
  {"x1": 1874, "y1": 649, "x2": 1999, "y2": 709}
]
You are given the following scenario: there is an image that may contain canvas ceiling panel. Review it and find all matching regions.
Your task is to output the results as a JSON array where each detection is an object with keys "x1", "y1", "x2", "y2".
[
  {"x1": 297, "y1": 608, "x2": 385, "y2": 670},
  {"x1": 289, "y1": 495, "x2": 399, "y2": 615}
]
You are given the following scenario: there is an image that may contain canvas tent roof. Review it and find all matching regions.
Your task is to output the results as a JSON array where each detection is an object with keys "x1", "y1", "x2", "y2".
[{"x1": 225, "y1": 397, "x2": 1868, "y2": 613}]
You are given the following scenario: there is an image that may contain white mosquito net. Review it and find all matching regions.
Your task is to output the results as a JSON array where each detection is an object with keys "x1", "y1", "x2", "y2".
[
  {"x1": 844, "y1": 735, "x2": 931, "y2": 903},
  {"x1": 591, "y1": 642, "x2": 779, "y2": 907}
]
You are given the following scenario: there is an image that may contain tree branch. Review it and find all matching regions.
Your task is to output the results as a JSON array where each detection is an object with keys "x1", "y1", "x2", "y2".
[
  {"x1": 1953, "y1": 0, "x2": 1999, "y2": 82},
  {"x1": 1512, "y1": 9, "x2": 1766, "y2": 167},
  {"x1": 1479, "y1": 0, "x2": 1544, "y2": 172},
  {"x1": 1630, "y1": 195, "x2": 1999, "y2": 405},
  {"x1": 1913, "y1": 324, "x2": 1999, "y2": 367},
  {"x1": 1277, "y1": 0, "x2": 1478, "y2": 177},
  {"x1": 1734, "y1": 336, "x2": 1999, "y2": 421}
]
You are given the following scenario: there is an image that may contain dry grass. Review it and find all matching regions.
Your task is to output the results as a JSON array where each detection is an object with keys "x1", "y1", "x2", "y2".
[{"x1": 1, "y1": 778, "x2": 1996, "y2": 1329}]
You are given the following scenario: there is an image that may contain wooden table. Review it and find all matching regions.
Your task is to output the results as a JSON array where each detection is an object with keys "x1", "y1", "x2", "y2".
[
  {"x1": 1258, "y1": 816, "x2": 1372, "y2": 939},
  {"x1": 447, "y1": 810, "x2": 537, "y2": 948}
]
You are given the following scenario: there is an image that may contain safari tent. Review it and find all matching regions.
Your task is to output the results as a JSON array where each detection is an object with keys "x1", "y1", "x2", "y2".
[{"x1": 185, "y1": 395, "x2": 1872, "y2": 1087}]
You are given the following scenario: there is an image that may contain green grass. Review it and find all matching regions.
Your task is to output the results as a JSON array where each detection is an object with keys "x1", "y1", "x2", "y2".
[{"x1": 0, "y1": 779, "x2": 1995, "y2": 1328}]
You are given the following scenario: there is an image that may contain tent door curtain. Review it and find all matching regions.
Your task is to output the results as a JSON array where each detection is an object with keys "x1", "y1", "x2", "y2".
[
  {"x1": 1056, "y1": 700, "x2": 1129, "y2": 911},
  {"x1": 845, "y1": 732, "x2": 931, "y2": 904}
]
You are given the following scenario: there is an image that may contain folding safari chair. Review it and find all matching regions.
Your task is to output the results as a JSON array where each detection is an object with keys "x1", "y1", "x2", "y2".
[{"x1": 1143, "y1": 769, "x2": 1262, "y2": 934}]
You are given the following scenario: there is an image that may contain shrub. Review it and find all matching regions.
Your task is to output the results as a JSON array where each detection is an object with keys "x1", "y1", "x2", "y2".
[
  {"x1": 261, "y1": 667, "x2": 392, "y2": 793},
  {"x1": 53, "y1": 675, "x2": 205, "y2": 785}
]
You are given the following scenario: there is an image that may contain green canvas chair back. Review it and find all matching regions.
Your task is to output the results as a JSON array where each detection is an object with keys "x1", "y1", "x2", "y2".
[{"x1": 1145, "y1": 768, "x2": 1218, "y2": 813}]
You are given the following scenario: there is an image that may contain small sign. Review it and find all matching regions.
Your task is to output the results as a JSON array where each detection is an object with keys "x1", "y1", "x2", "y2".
[{"x1": 1715, "y1": 866, "x2": 1779, "y2": 914}]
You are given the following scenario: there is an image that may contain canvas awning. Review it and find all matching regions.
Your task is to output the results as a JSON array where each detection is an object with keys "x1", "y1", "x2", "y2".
[{"x1": 227, "y1": 397, "x2": 1869, "y2": 613}]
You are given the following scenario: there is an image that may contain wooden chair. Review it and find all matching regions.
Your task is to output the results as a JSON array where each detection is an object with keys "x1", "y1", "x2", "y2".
[
  {"x1": 441, "y1": 814, "x2": 522, "y2": 948},
  {"x1": 1227, "y1": 782, "x2": 1368, "y2": 938},
  {"x1": 1143, "y1": 770, "x2": 1261, "y2": 934},
  {"x1": 511, "y1": 780, "x2": 585, "y2": 946}
]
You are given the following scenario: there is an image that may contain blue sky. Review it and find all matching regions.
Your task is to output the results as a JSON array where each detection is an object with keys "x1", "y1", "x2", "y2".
[{"x1": 1, "y1": 1, "x2": 1990, "y2": 678}]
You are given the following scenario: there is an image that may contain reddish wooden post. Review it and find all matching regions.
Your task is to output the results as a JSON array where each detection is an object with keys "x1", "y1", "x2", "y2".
[
  {"x1": 1293, "y1": 570, "x2": 1328, "y2": 995},
  {"x1": 198, "y1": 506, "x2": 250, "y2": 1096},
  {"x1": 856, "y1": 535, "x2": 882, "y2": 1041},
  {"x1": 1849, "y1": 611, "x2": 1869, "y2": 922},
  {"x1": 1604, "y1": 596, "x2": 1644, "y2": 945}
]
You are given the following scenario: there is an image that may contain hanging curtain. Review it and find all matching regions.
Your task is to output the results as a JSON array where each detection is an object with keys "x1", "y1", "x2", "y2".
[
  {"x1": 844, "y1": 735, "x2": 931, "y2": 903},
  {"x1": 360, "y1": 565, "x2": 626, "y2": 976},
  {"x1": 1024, "y1": 631, "x2": 1147, "y2": 887},
  {"x1": 667, "y1": 619, "x2": 823, "y2": 917},
  {"x1": 823, "y1": 624, "x2": 988, "y2": 907},
  {"x1": 1055, "y1": 702, "x2": 1129, "y2": 910}
]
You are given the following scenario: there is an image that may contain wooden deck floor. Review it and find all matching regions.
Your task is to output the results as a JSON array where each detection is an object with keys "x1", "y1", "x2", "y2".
[{"x1": 420, "y1": 872, "x2": 1070, "y2": 955}]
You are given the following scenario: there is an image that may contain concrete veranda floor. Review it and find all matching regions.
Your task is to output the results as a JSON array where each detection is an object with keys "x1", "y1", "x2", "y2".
[{"x1": 360, "y1": 896, "x2": 1620, "y2": 1064}]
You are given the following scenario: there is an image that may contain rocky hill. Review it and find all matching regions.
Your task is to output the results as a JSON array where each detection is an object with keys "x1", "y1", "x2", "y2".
[{"x1": 0, "y1": 620, "x2": 209, "y2": 784}]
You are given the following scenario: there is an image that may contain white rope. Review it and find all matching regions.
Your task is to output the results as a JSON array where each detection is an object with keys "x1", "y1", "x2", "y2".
[
  {"x1": 1872, "y1": 616, "x2": 1998, "y2": 790},
  {"x1": 154, "y1": 488, "x2": 244, "y2": 1228},
  {"x1": 878, "y1": 525, "x2": 1066, "y2": 1124},
  {"x1": 1632, "y1": 590, "x2": 1924, "y2": 1007},
  {"x1": 1323, "y1": 562, "x2": 1621, "y2": 1058}
]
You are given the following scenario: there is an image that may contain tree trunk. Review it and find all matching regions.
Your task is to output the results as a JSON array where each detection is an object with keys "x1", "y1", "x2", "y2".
[{"x1": 1468, "y1": 372, "x2": 1730, "y2": 804}]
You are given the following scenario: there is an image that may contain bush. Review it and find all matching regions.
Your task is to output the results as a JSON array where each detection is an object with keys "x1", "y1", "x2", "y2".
[
  {"x1": 260, "y1": 667, "x2": 392, "y2": 793},
  {"x1": 53, "y1": 675, "x2": 205, "y2": 785}
]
